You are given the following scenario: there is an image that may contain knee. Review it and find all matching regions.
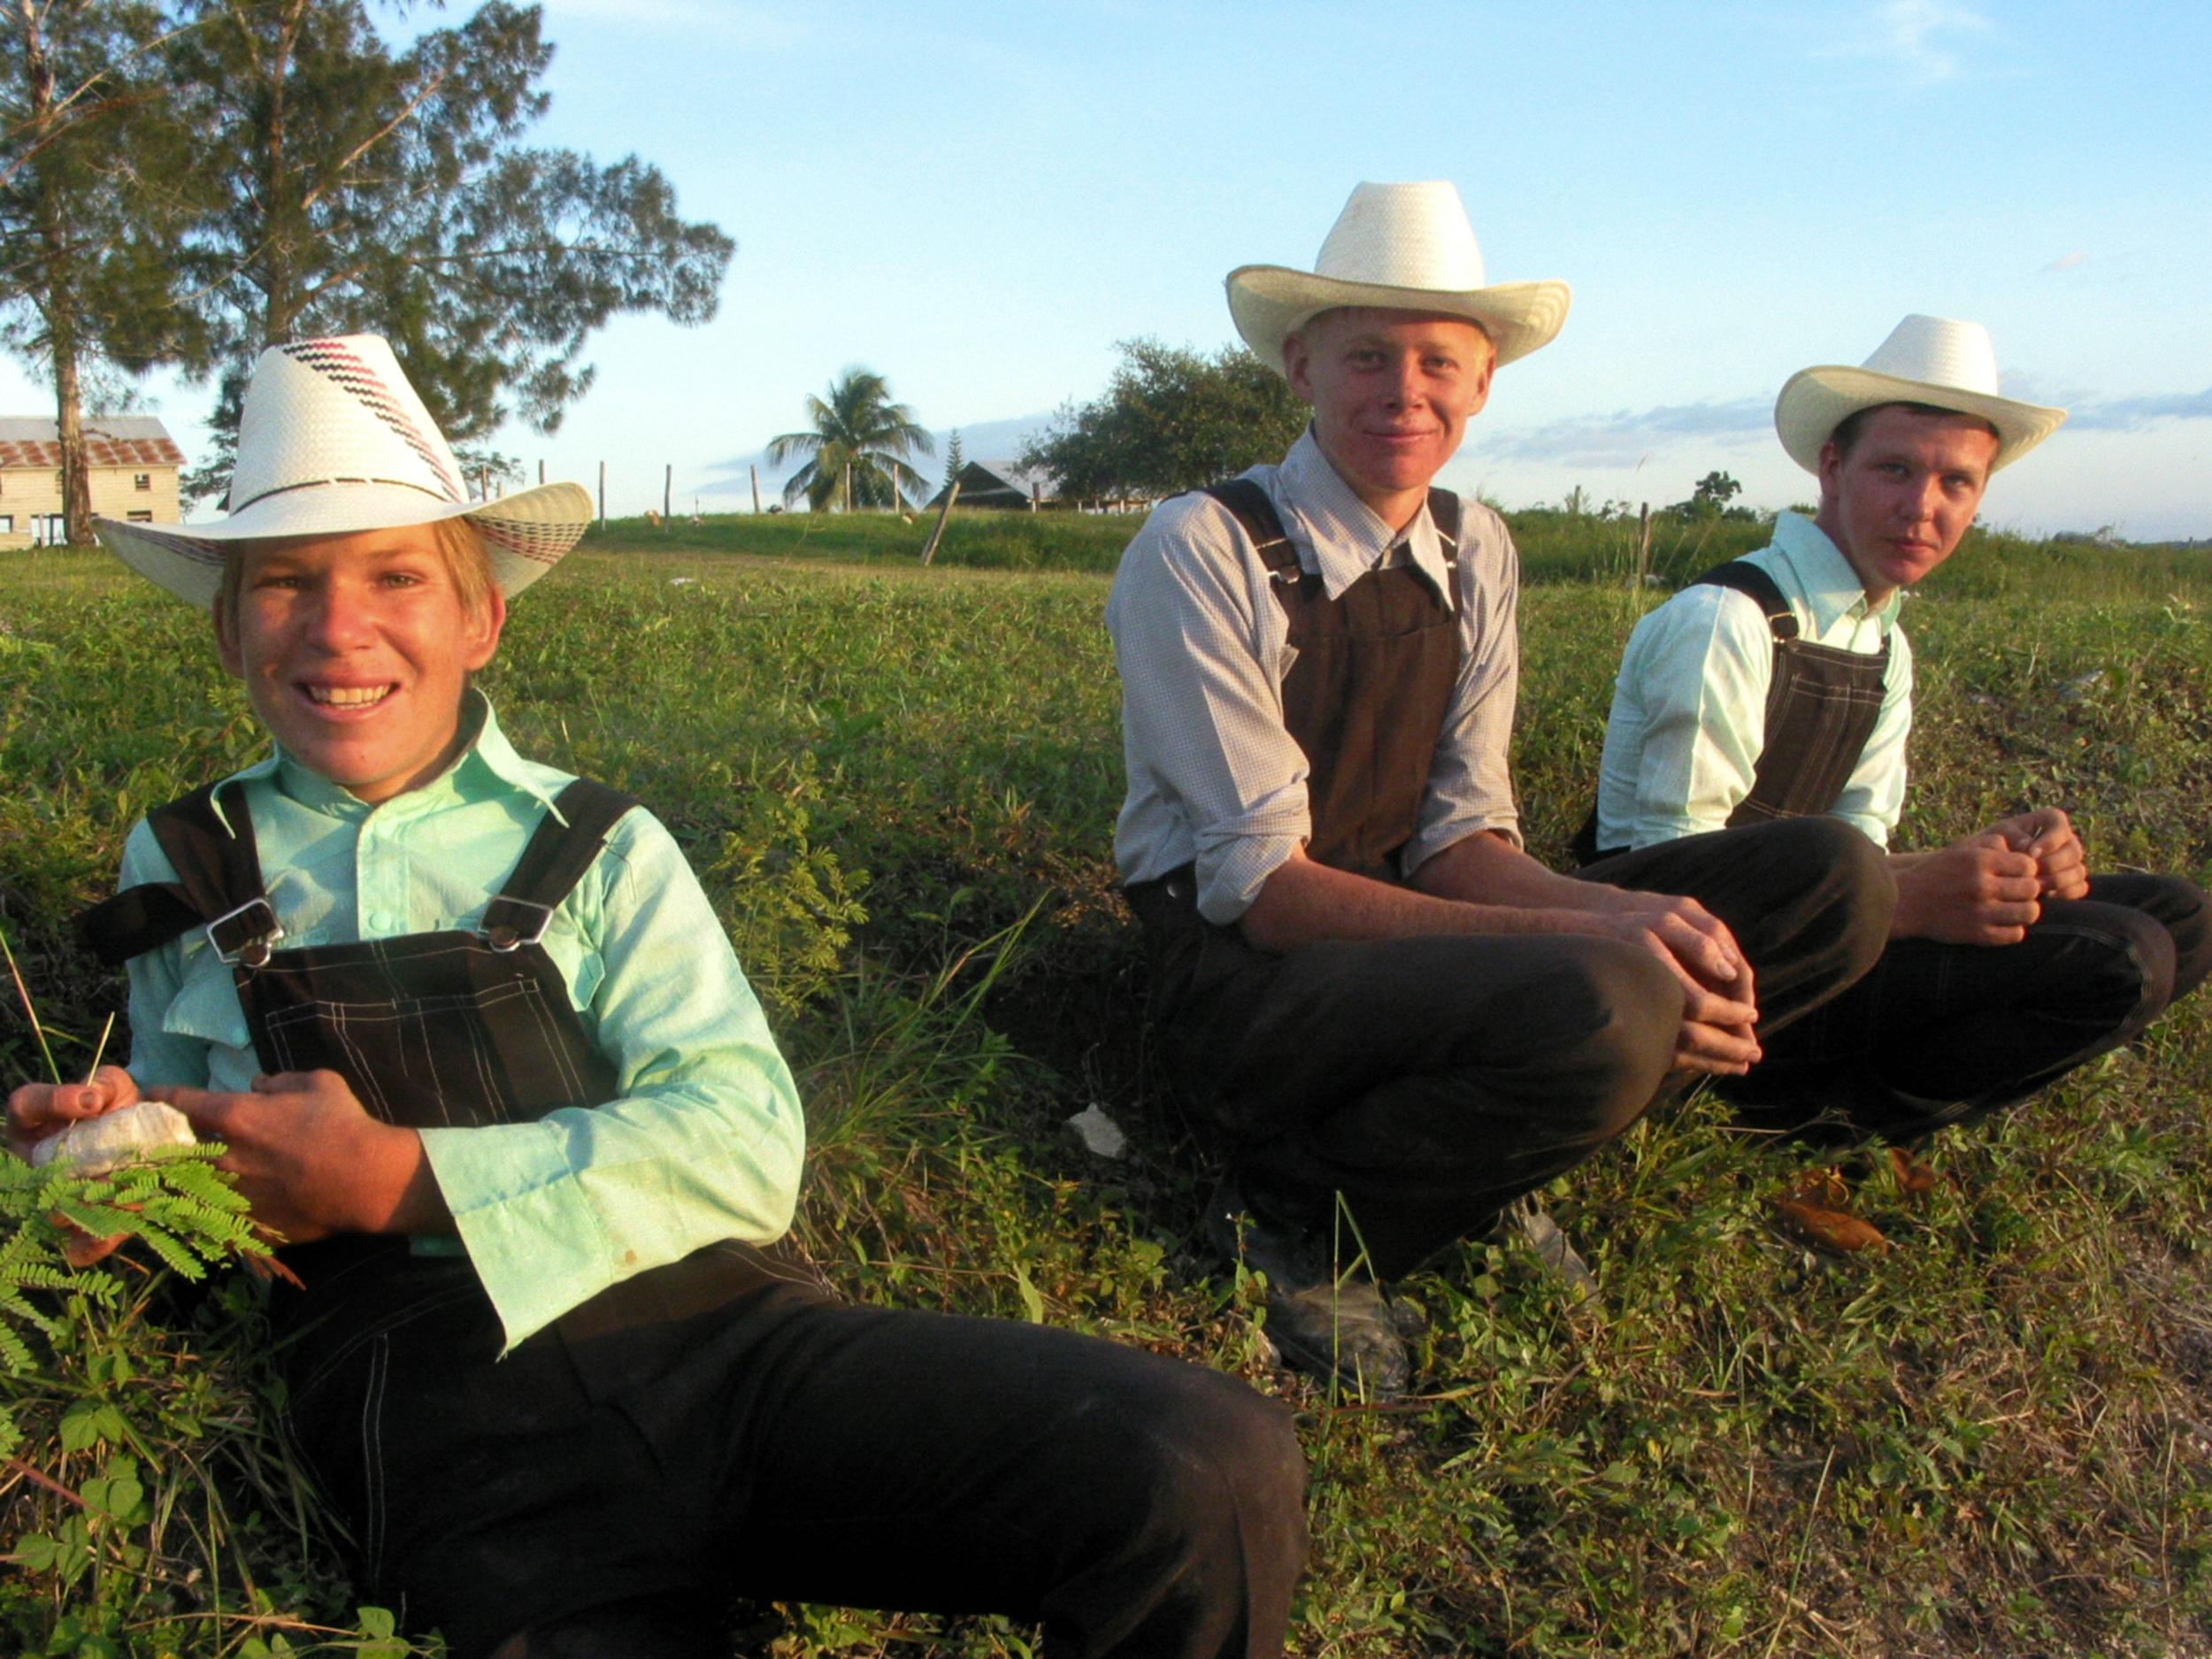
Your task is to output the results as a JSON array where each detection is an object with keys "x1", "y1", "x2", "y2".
[
  {"x1": 1560, "y1": 944, "x2": 1681, "y2": 1135},
  {"x1": 1137, "y1": 1368, "x2": 1308, "y2": 1554},
  {"x1": 1772, "y1": 816, "x2": 1894, "y2": 978}
]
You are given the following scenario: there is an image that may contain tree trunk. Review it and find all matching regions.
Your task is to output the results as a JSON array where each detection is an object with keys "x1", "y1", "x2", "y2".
[
  {"x1": 52, "y1": 324, "x2": 94, "y2": 546},
  {"x1": 17, "y1": 4, "x2": 95, "y2": 546}
]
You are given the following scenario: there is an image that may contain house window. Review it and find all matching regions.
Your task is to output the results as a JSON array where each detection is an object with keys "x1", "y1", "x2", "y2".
[
  {"x1": 127, "y1": 510, "x2": 154, "y2": 523},
  {"x1": 134, "y1": 472, "x2": 151, "y2": 491},
  {"x1": 0, "y1": 515, "x2": 12, "y2": 532}
]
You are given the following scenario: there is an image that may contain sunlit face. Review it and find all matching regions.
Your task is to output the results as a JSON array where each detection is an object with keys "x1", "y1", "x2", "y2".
[
  {"x1": 1815, "y1": 405, "x2": 2001, "y2": 605},
  {"x1": 1283, "y1": 308, "x2": 1495, "y2": 526},
  {"x1": 215, "y1": 525, "x2": 506, "y2": 803}
]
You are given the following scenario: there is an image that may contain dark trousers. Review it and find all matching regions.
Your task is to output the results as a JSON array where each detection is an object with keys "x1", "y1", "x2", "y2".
[
  {"x1": 282, "y1": 1261, "x2": 1307, "y2": 1659},
  {"x1": 1134, "y1": 817, "x2": 1893, "y2": 1277},
  {"x1": 1719, "y1": 872, "x2": 2212, "y2": 1140}
]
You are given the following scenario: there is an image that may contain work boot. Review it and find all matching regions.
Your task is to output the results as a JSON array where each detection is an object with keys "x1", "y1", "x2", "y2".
[
  {"x1": 1495, "y1": 1194, "x2": 1595, "y2": 1294},
  {"x1": 1204, "y1": 1179, "x2": 1409, "y2": 1399}
]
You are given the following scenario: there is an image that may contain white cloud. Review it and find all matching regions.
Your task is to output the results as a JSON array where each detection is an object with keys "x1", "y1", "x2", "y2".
[
  {"x1": 2040, "y1": 250, "x2": 2090, "y2": 273},
  {"x1": 1816, "y1": 0, "x2": 1994, "y2": 85}
]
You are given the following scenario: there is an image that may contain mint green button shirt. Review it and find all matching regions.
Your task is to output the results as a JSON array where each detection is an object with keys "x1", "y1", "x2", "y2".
[
  {"x1": 1593, "y1": 512, "x2": 1913, "y2": 853},
  {"x1": 119, "y1": 698, "x2": 805, "y2": 1350}
]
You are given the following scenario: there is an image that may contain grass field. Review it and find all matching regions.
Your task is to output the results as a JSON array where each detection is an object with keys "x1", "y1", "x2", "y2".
[{"x1": 4, "y1": 524, "x2": 2212, "y2": 1656}]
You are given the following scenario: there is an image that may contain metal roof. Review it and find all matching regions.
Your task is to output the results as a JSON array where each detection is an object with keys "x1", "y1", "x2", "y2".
[{"x1": 0, "y1": 416, "x2": 185, "y2": 470}]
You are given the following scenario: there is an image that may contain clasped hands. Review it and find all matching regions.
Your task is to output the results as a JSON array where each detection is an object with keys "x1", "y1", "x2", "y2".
[
  {"x1": 1893, "y1": 807, "x2": 2088, "y2": 946},
  {"x1": 5, "y1": 1066, "x2": 440, "y2": 1266},
  {"x1": 1584, "y1": 887, "x2": 1760, "y2": 1079}
]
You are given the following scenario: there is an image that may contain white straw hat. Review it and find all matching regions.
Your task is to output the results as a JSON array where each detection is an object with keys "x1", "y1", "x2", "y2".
[
  {"x1": 1773, "y1": 314, "x2": 2067, "y2": 474},
  {"x1": 96, "y1": 334, "x2": 593, "y2": 606},
  {"x1": 1226, "y1": 180, "x2": 1571, "y2": 373}
]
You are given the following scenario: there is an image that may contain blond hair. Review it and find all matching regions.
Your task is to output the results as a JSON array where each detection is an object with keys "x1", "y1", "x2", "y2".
[{"x1": 211, "y1": 516, "x2": 498, "y2": 625}]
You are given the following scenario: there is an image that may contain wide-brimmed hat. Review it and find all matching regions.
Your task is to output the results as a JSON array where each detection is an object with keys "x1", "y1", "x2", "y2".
[
  {"x1": 96, "y1": 334, "x2": 593, "y2": 606},
  {"x1": 1773, "y1": 314, "x2": 2067, "y2": 474},
  {"x1": 1226, "y1": 180, "x2": 1571, "y2": 373}
]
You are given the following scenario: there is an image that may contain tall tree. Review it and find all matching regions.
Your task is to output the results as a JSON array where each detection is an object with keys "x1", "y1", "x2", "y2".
[
  {"x1": 165, "y1": 0, "x2": 733, "y2": 503},
  {"x1": 1021, "y1": 338, "x2": 1309, "y2": 503},
  {"x1": 941, "y1": 426, "x2": 964, "y2": 491},
  {"x1": 0, "y1": 1, "x2": 209, "y2": 544},
  {"x1": 766, "y1": 368, "x2": 933, "y2": 512}
]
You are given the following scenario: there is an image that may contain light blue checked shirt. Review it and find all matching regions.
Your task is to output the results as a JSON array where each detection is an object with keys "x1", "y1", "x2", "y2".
[
  {"x1": 1593, "y1": 511, "x2": 1914, "y2": 854},
  {"x1": 119, "y1": 697, "x2": 804, "y2": 1349}
]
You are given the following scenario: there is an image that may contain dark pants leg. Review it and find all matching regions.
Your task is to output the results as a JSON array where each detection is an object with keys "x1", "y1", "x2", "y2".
[
  {"x1": 1137, "y1": 882, "x2": 1683, "y2": 1277},
  {"x1": 1577, "y1": 815, "x2": 1897, "y2": 1040},
  {"x1": 702, "y1": 1302, "x2": 1308, "y2": 1659},
  {"x1": 289, "y1": 1270, "x2": 1305, "y2": 1659},
  {"x1": 1727, "y1": 872, "x2": 2211, "y2": 1140}
]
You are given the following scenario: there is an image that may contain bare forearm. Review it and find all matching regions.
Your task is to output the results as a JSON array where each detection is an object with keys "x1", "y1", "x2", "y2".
[
  {"x1": 1411, "y1": 829, "x2": 1640, "y2": 916},
  {"x1": 1237, "y1": 841, "x2": 1597, "y2": 954}
]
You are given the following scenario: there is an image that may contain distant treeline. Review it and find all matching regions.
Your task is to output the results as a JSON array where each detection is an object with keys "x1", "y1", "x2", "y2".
[{"x1": 587, "y1": 505, "x2": 2212, "y2": 600}]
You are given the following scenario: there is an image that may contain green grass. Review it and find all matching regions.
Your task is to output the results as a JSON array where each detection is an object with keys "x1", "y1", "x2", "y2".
[{"x1": 3, "y1": 530, "x2": 2211, "y2": 1656}]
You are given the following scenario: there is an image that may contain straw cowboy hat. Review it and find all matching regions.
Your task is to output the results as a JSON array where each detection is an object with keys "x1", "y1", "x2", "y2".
[
  {"x1": 1773, "y1": 314, "x2": 2067, "y2": 475},
  {"x1": 1226, "y1": 180, "x2": 1572, "y2": 373},
  {"x1": 97, "y1": 334, "x2": 593, "y2": 606}
]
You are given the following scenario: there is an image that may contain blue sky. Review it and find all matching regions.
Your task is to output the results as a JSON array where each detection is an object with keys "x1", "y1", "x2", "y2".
[{"x1": 7, "y1": 0, "x2": 2207, "y2": 537}]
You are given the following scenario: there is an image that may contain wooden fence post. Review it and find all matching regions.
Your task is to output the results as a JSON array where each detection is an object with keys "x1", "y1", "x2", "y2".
[
  {"x1": 1634, "y1": 502, "x2": 1652, "y2": 589},
  {"x1": 663, "y1": 464, "x2": 672, "y2": 528},
  {"x1": 920, "y1": 480, "x2": 961, "y2": 566},
  {"x1": 597, "y1": 462, "x2": 606, "y2": 529},
  {"x1": 750, "y1": 465, "x2": 761, "y2": 515}
]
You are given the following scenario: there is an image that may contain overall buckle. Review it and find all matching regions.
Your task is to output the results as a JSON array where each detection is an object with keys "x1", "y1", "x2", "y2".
[
  {"x1": 481, "y1": 898, "x2": 555, "y2": 953},
  {"x1": 205, "y1": 898, "x2": 284, "y2": 967}
]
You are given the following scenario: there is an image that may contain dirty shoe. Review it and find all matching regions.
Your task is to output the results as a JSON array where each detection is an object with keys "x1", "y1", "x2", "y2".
[{"x1": 1206, "y1": 1180, "x2": 1409, "y2": 1398}]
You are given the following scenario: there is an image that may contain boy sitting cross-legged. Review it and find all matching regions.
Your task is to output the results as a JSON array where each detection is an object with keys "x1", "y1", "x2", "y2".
[{"x1": 4, "y1": 335, "x2": 1305, "y2": 1659}]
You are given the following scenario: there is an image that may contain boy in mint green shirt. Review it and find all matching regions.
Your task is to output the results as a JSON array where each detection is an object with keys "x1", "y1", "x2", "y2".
[{"x1": 8, "y1": 334, "x2": 1302, "y2": 1659}]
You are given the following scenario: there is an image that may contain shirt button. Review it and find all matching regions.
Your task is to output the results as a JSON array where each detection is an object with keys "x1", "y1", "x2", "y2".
[{"x1": 368, "y1": 910, "x2": 396, "y2": 933}]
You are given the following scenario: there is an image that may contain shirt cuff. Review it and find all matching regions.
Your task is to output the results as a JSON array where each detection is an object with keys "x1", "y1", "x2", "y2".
[
  {"x1": 419, "y1": 1121, "x2": 617, "y2": 1349},
  {"x1": 1194, "y1": 831, "x2": 1304, "y2": 925},
  {"x1": 1402, "y1": 814, "x2": 1523, "y2": 879}
]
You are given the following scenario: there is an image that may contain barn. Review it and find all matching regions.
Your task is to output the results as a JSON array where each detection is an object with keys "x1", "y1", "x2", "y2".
[{"x1": 926, "y1": 458, "x2": 1061, "y2": 511}]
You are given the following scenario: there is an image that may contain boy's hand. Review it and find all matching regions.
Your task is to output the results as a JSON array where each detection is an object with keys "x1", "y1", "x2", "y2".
[
  {"x1": 1892, "y1": 834, "x2": 2043, "y2": 945},
  {"x1": 6, "y1": 1065, "x2": 143, "y2": 1161},
  {"x1": 154, "y1": 1070, "x2": 451, "y2": 1244},
  {"x1": 1988, "y1": 807, "x2": 2090, "y2": 900},
  {"x1": 7, "y1": 1066, "x2": 143, "y2": 1266}
]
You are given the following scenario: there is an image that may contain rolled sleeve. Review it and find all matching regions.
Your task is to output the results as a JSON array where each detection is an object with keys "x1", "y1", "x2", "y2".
[
  {"x1": 1108, "y1": 495, "x2": 1312, "y2": 924},
  {"x1": 420, "y1": 808, "x2": 805, "y2": 1348},
  {"x1": 1403, "y1": 501, "x2": 1525, "y2": 875}
]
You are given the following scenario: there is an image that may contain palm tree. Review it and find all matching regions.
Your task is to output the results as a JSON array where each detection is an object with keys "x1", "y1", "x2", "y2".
[{"x1": 765, "y1": 368, "x2": 935, "y2": 511}]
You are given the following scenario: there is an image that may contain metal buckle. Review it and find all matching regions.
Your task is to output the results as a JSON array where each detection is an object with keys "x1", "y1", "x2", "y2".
[
  {"x1": 481, "y1": 898, "x2": 555, "y2": 953},
  {"x1": 204, "y1": 899, "x2": 284, "y2": 966}
]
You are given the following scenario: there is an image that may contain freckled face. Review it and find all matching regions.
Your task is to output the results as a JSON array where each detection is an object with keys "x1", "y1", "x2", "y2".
[
  {"x1": 1283, "y1": 308, "x2": 1495, "y2": 526},
  {"x1": 1816, "y1": 406, "x2": 2000, "y2": 604},
  {"x1": 215, "y1": 525, "x2": 505, "y2": 803}
]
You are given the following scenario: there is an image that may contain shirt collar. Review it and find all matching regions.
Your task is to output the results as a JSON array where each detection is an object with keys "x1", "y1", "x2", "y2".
[
  {"x1": 1770, "y1": 511, "x2": 1903, "y2": 633},
  {"x1": 1271, "y1": 427, "x2": 1455, "y2": 603},
  {"x1": 212, "y1": 691, "x2": 563, "y2": 834}
]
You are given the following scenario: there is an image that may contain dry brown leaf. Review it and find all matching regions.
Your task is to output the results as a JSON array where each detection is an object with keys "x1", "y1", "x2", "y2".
[{"x1": 1775, "y1": 1196, "x2": 1891, "y2": 1255}]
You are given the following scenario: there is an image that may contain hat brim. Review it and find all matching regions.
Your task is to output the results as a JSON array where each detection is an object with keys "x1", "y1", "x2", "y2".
[
  {"x1": 1225, "y1": 265, "x2": 1571, "y2": 375},
  {"x1": 96, "y1": 480, "x2": 595, "y2": 607},
  {"x1": 1773, "y1": 366, "x2": 2067, "y2": 474}
]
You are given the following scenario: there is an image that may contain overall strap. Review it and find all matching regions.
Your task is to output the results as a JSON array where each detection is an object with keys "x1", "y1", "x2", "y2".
[
  {"x1": 1201, "y1": 479, "x2": 1302, "y2": 580},
  {"x1": 1202, "y1": 478, "x2": 1463, "y2": 597},
  {"x1": 1694, "y1": 559, "x2": 1799, "y2": 641},
  {"x1": 75, "y1": 782, "x2": 280, "y2": 966},
  {"x1": 480, "y1": 780, "x2": 641, "y2": 950},
  {"x1": 1427, "y1": 487, "x2": 1462, "y2": 580}
]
